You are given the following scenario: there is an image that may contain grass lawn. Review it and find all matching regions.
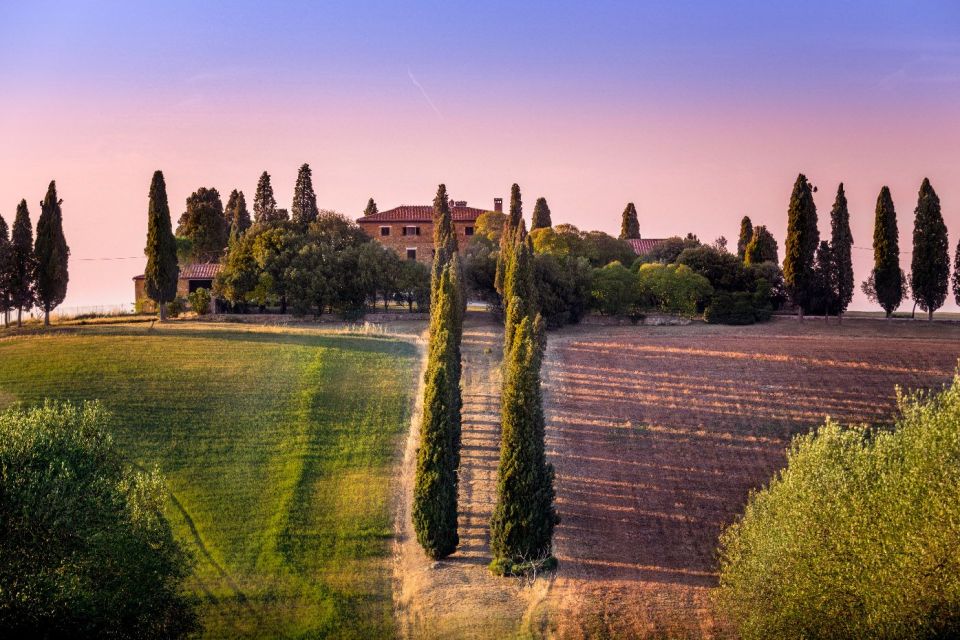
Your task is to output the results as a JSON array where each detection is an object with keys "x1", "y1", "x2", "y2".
[{"x1": 0, "y1": 323, "x2": 419, "y2": 639}]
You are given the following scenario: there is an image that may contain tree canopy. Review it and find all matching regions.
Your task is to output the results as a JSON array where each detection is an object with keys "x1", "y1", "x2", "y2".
[
  {"x1": 34, "y1": 181, "x2": 70, "y2": 325},
  {"x1": 619, "y1": 202, "x2": 640, "y2": 240},
  {"x1": 176, "y1": 187, "x2": 227, "y2": 263}
]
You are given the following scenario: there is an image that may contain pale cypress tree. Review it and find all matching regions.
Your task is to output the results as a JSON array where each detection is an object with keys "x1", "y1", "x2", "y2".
[
  {"x1": 0, "y1": 213, "x2": 9, "y2": 325},
  {"x1": 225, "y1": 189, "x2": 251, "y2": 238},
  {"x1": 253, "y1": 171, "x2": 285, "y2": 223},
  {"x1": 783, "y1": 174, "x2": 820, "y2": 319},
  {"x1": 9, "y1": 201, "x2": 35, "y2": 326},
  {"x1": 870, "y1": 186, "x2": 904, "y2": 318},
  {"x1": 291, "y1": 163, "x2": 319, "y2": 227},
  {"x1": 531, "y1": 197, "x2": 552, "y2": 230},
  {"x1": 144, "y1": 171, "x2": 179, "y2": 321},
  {"x1": 737, "y1": 216, "x2": 753, "y2": 260},
  {"x1": 910, "y1": 178, "x2": 949, "y2": 321},
  {"x1": 412, "y1": 263, "x2": 461, "y2": 559},
  {"x1": 619, "y1": 202, "x2": 640, "y2": 240},
  {"x1": 830, "y1": 184, "x2": 854, "y2": 322},
  {"x1": 363, "y1": 198, "x2": 378, "y2": 217},
  {"x1": 34, "y1": 181, "x2": 70, "y2": 326},
  {"x1": 490, "y1": 313, "x2": 558, "y2": 575},
  {"x1": 744, "y1": 226, "x2": 779, "y2": 265}
]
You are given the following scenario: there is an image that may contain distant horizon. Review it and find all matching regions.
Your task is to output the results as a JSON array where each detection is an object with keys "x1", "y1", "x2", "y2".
[{"x1": 2, "y1": 1, "x2": 959, "y2": 312}]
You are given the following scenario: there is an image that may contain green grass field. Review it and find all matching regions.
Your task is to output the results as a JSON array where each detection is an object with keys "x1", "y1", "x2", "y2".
[{"x1": 0, "y1": 323, "x2": 419, "y2": 639}]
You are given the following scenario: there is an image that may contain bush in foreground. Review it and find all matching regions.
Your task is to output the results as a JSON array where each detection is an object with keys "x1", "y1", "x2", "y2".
[
  {"x1": 717, "y1": 376, "x2": 960, "y2": 639},
  {"x1": 0, "y1": 401, "x2": 197, "y2": 638}
]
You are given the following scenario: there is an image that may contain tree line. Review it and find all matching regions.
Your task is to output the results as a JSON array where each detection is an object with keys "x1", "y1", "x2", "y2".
[{"x1": 0, "y1": 182, "x2": 71, "y2": 327}]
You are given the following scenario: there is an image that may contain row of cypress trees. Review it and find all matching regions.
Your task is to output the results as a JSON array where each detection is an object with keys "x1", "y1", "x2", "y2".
[
  {"x1": 489, "y1": 184, "x2": 559, "y2": 575},
  {"x1": 0, "y1": 182, "x2": 70, "y2": 327},
  {"x1": 784, "y1": 175, "x2": 953, "y2": 320},
  {"x1": 412, "y1": 184, "x2": 466, "y2": 559}
]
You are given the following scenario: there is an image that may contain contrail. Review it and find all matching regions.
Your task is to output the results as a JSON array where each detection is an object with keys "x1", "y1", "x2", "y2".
[{"x1": 408, "y1": 68, "x2": 442, "y2": 118}]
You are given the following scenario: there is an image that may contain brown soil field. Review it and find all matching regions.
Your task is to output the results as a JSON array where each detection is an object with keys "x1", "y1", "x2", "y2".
[
  {"x1": 541, "y1": 318, "x2": 960, "y2": 639},
  {"x1": 395, "y1": 315, "x2": 960, "y2": 639}
]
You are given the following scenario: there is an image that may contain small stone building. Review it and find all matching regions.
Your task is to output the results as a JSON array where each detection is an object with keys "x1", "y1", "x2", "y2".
[
  {"x1": 357, "y1": 198, "x2": 502, "y2": 263},
  {"x1": 133, "y1": 263, "x2": 222, "y2": 311}
]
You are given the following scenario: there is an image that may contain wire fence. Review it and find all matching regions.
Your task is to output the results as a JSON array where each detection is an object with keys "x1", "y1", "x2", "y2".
[{"x1": 0, "y1": 303, "x2": 134, "y2": 326}]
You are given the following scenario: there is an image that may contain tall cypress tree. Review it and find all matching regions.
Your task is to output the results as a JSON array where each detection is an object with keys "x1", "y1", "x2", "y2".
[
  {"x1": 34, "y1": 182, "x2": 70, "y2": 326},
  {"x1": 744, "y1": 226, "x2": 779, "y2": 265},
  {"x1": 910, "y1": 178, "x2": 949, "y2": 321},
  {"x1": 870, "y1": 186, "x2": 904, "y2": 318},
  {"x1": 783, "y1": 174, "x2": 820, "y2": 319},
  {"x1": 737, "y1": 216, "x2": 754, "y2": 260},
  {"x1": 9, "y1": 201, "x2": 35, "y2": 326},
  {"x1": 225, "y1": 189, "x2": 251, "y2": 238},
  {"x1": 814, "y1": 240, "x2": 836, "y2": 320},
  {"x1": 953, "y1": 236, "x2": 960, "y2": 308},
  {"x1": 495, "y1": 183, "x2": 524, "y2": 299},
  {"x1": 291, "y1": 163, "x2": 319, "y2": 227},
  {"x1": 363, "y1": 198, "x2": 378, "y2": 217},
  {"x1": 144, "y1": 171, "x2": 179, "y2": 321},
  {"x1": 531, "y1": 197, "x2": 552, "y2": 230},
  {"x1": 490, "y1": 313, "x2": 558, "y2": 575},
  {"x1": 176, "y1": 187, "x2": 227, "y2": 262},
  {"x1": 0, "y1": 213, "x2": 9, "y2": 326},
  {"x1": 619, "y1": 202, "x2": 640, "y2": 240},
  {"x1": 503, "y1": 235, "x2": 535, "y2": 357},
  {"x1": 253, "y1": 171, "x2": 285, "y2": 223},
  {"x1": 829, "y1": 184, "x2": 854, "y2": 322}
]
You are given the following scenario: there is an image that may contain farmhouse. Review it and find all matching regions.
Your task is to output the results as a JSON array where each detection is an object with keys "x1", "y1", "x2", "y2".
[
  {"x1": 133, "y1": 262, "x2": 222, "y2": 310},
  {"x1": 627, "y1": 237, "x2": 668, "y2": 256},
  {"x1": 358, "y1": 198, "x2": 502, "y2": 263}
]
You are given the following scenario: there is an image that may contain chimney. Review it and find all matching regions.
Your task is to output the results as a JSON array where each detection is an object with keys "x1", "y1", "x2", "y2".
[{"x1": 494, "y1": 197, "x2": 503, "y2": 213}]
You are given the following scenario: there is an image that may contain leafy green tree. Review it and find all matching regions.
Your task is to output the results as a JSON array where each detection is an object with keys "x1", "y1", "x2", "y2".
[
  {"x1": 214, "y1": 229, "x2": 260, "y2": 310},
  {"x1": 533, "y1": 253, "x2": 592, "y2": 327},
  {"x1": 590, "y1": 261, "x2": 639, "y2": 316},
  {"x1": 291, "y1": 163, "x2": 319, "y2": 227},
  {"x1": 580, "y1": 231, "x2": 636, "y2": 267},
  {"x1": 490, "y1": 315, "x2": 558, "y2": 575},
  {"x1": 531, "y1": 197, "x2": 552, "y2": 230},
  {"x1": 619, "y1": 202, "x2": 640, "y2": 239},
  {"x1": 718, "y1": 376, "x2": 960, "y2": 640},
  {"x1": 188, "y1": 287, "x2": 211, "y2": 315},
  {"x1": 34, "y1": 182, "x2": 70, "y2": 326},
  {"x1": 9, "y1": 200, "x2": 36, "y2": 326},
  {"x1": 910, "y1": 178, "x2": 949, "y2": 321},
  {"x1": 737, "y1": 216, "x2": 753, "y2": 260},
  {"x1": 398, "y1": 259, "x2": 431, "y2": 312},
  {"x1": 224, "y1": 189, "x2": 251, "y2": 239},
  {"x1": 363, "y1": 197, "x2": 378, "y2": 217},
  {"x1": 677, "y1": 245, "x2": 753, "y2": 292},
  {"x1": 636, "y1": 263, "x2": 713, "y2": 315},
  {"x1": 868, "y1": 186, "x2": 904, "y2": 317},
  {"x1": 176, "y1": 187, "x2": 227, "y2": 262},
  {"x1": 639, "y1": 235, "x2": 701, "y2": 264},
  {"x1": 829, "y1": 184, "x2": 854, "y2": 322},
  {"x1": 143, "y1": 171, "x2": 179, "y2": 321},
  {"x1": 744, "y1": 225, "x2": 778, "y2": 265},
  {"x1": 783, "y1": 174, "x2": 819, "y2": 318},
  {"x1": 412, "y1": 263, "x2": 462, "y2": 559},
  {"x1": 254, "y1": 171, "x2": 286, "y2": 223},
  {"x1": 0, "y1": 402, "x2": 197, "y2": 638},
  {"x1": 475, "y1": 210, "x2": 508, "y2": 243},
  {"x1": 252, "y1": 224, "x2": 299, "y2": 313}
]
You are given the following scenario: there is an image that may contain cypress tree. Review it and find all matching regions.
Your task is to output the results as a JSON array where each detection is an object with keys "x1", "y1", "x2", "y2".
[
  {"x1": 953, "y1": 236, "x2": 960, "y2": 307},
  {"x1": 291, "y1": 163, "x2": 319, "y2": 227},
  {"x1": 737, "y1": 216, "x2": 753, "y2": 260},
  {"x1": 253, "y1": 171, "x2": 285, "y2": 223},
  {"x1": 531, "y1": 197, "x2": 552, "y2": 230},
  {"x1": 814, "y1": 240, "x2": 836, "y2": 320},
  {"x1": 744, "y1": 225, "x2": 779, "y2": 265},
  {"x1": 495, "y1": 184, "x2": 524, "y2": 298},
  {"x1": 503, "y1": 235, "x2": 535, "y2": 357},
  {"x1": 363, "y1": 198, "x2": 378, "y2": 217},
  {"x1": 9, "y1": 201, "x2": 35, "y2": 326},
  {"x1": 829, "y1": 184, "x2": 854, "y2": 322},
  {"x1": 225, "y1": 189, "x2": 251, "y2": 238},
  {"x1": 910, "y1": 178, "x2": 949, "y2": 321},
  {"x1": 619, "y1": 202, "x2": 640, "y2": 240},
  {"x1": 176, "y1": 187, "x2": 227, "y2": 262},
  {"x1": 870, "y1": 186, "x2": 904, "y2": 318},
  {"x1": 490, "y1": 313, "x2": 558, "y2": 575},
  {"x1": 144, "y1": 171, "x2": 179, "y2": 321},
  {"x1": 0, "y1": 213, "x2": 9, "y2": 326},
  {"x1": 783, "y1": 174, "x2": 820, "y2": 319},
  {"x1": 34, "y1": 182, "x2": 70, "y2": 326}
]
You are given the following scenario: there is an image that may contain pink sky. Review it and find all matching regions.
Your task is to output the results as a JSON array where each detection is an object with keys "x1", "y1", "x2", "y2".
[{"x1": 2, "y1": 2, "x2": 959, "y2": 313}]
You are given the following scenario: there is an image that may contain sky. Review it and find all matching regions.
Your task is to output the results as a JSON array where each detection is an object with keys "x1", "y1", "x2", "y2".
[{"x1": 1, "y1": 1, "x2": 959, "y2": 312}]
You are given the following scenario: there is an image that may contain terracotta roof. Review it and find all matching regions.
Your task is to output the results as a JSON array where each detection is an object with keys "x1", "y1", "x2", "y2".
[
  {"x1": 627, "y1": 238, "x2": 669, "y2": 255},
  {"x1": 358, "y1": 205, "x2": 488, "y2": 224},
  {"x1": 133, "y1": 263, "x2": 222, "y2": 281}
]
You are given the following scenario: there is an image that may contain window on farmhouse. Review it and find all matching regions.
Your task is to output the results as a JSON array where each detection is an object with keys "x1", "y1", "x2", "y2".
[
  {"x1": 465, "y1": 226, "x2": 474, "y2": 236},
  {"x1": 380, "y1": 226, "x2": 390, "y2": 236},
  {"x1": 403, "y1": 226, "x2": 420, "y2": 236},
  {"x1": 406, "y1": 248, "x2": 417, "y2": 260}
]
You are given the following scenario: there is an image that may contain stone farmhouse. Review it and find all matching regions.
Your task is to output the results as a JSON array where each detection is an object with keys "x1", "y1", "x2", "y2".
[
  {"x1": 133, "y1": 262, "x2": 222, "y2": 311},
  {"x1": 357, "y1": 198, "x2": 503, "y2": 263}
]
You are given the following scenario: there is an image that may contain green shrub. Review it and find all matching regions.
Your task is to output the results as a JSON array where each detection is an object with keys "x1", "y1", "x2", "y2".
[
  {"x1": 188, "y1": 287, "x2": 211, "y2": 315},
  {"x1": 590, "y1": 261, "x2": 639, "y2": 315},
  {"x1": 134, "y1": 296, "x2": 153, "y2": 314},
  {"x1": 704, "y1": 291, "x2": 755, "y2": 324},
  {"x1": 166, "y1": 296, "x2": 186, "y2": 318},
  {"x1": 717, "y1": 377, "x2": 960, "y2": 639},
  {"x1": 0, "y1": 401, "x2": 197, "y2": 638},
  {"x1": 636, "y1": 263, "x2": 713, "y2": 315}
]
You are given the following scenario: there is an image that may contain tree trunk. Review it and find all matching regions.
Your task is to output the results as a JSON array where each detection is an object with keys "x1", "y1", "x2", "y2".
[
  {"x1": 929, "y1": 308, "x2": 934, "y2": 322},
  {"x1": 911, "y1": 301, "x2": 917, "y2": 319},
  {"x1": 44, "y1": 305, "x2": 50, "y2": 326},
  {"x1": 17, "y1": 307, "x2": 22, "y2": 327},
  {"x1": 797, "y1": 306, "x2": 803, "y2": 322},
  {"x1": 838, "y1": 311, "x2": 843, "y2": 325},
  {"x1": 159, "y1": 300, "x2": 168, "y2": 322},
  {"x1": 280, "y1": 296, "x2": 287, "y2": 315}
]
